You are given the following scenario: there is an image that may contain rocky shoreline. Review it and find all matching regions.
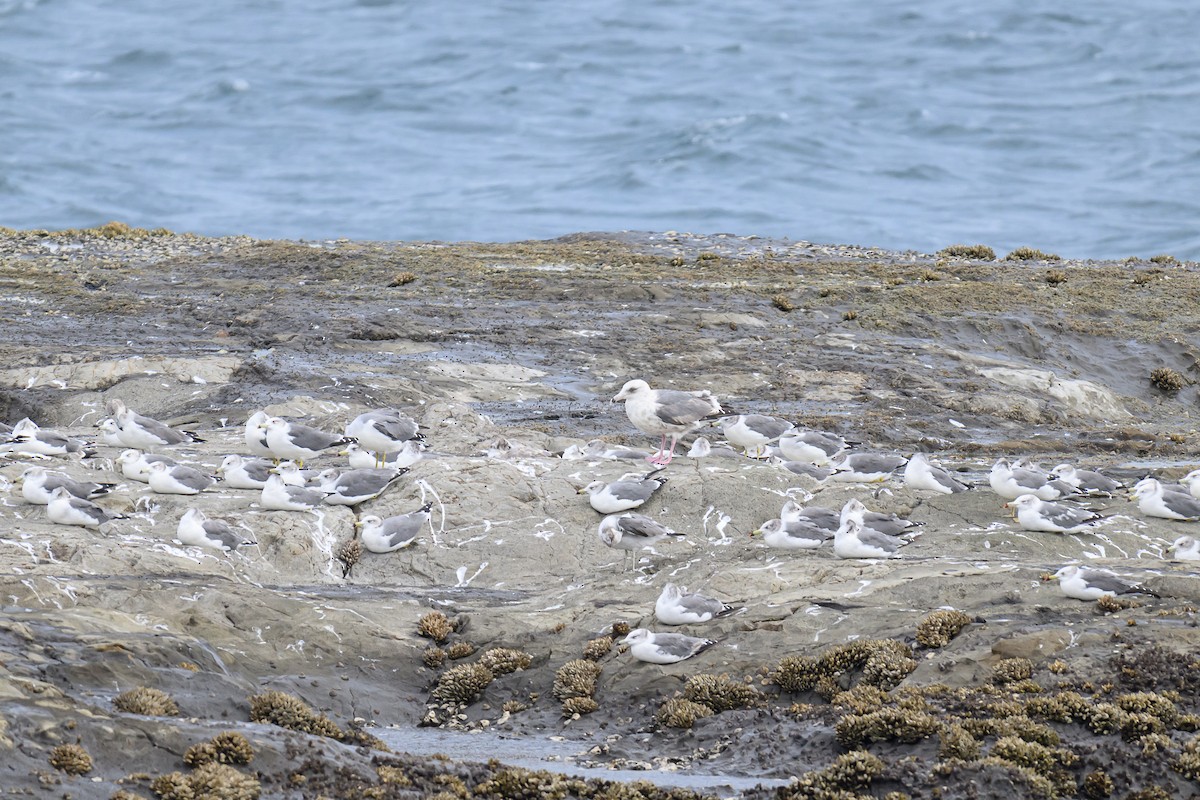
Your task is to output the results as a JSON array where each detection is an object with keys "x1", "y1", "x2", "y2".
[{"x1": 1, "y1": 227, "x2": 1200, "y2": 799}]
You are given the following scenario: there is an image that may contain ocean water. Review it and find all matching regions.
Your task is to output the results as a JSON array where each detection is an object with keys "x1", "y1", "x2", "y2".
[{"x1": 2, "y1": 0, "x2": 1198, "y2": 259}]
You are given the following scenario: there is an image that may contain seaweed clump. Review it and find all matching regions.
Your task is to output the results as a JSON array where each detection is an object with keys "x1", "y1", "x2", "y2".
[
  {"x1": 915, "y1": 610, "x2": 972, "y2": 648},
  {"x1": 478, "y1": 647, "x2": 533, "y2": 675},
  {"x1": 774, "y1": 639, "x2": 917, "y2": 696},
  {"x1": 152, "y1": 764, "x2": 260, "y2": 800},
  {"x1": 430, "y1": 664, "x2": 494, "y2": 706},
  {"x1": 1005, "y1": 247, "x2": 1061, "y2": 261},
  {"x1": 1112, "y1": 645, "x2": 1200, "y2": 694},
  {"x1": 183, "y1": 732, "x2": 255, "y2": 767},
  {"x1": 114, "y1": 687, "x2": 180, "y2": 717},
  {"x1": 1150, "y1": 367, "x2": 1186, "y2": 392},
  {"x1": 938, "y1": 244, "x2": 996, "y2": 260},
  {"x1": 417, "y1": 611, "x2": 454, "y2": 644},
  {"x1": 582, "y1": 636, "x2": 613, "y2": 661},
  {"x1": 1081, "y1": 769, "x2": 1114, "y2": 798},
  {"x1": 835, "y1": 707, "x2": 939, "y2": 747},
  {"x1": 783, "y1": 750, "x2": 885, "y2": 798},
  {"x1": 248, "y1": 690, "x2": 343, "y2": 739},
  {"x1": 992, "y1": 657, "x2": 1034, "y2": 685},
  {"x1": 1173, "y1": 735, "x2": 1200, "y2": 780},
  {"x1": 682, "y1": 674, "x2": 763, "y2": 712},
  {"x1": 48, "y1": 743, "x2": 93, "y2": 775}
]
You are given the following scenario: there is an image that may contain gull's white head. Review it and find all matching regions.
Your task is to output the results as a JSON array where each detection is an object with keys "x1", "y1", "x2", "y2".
[
  {"x1": 622, "y1": 628, "x2": 651, "y2": 645},
  {"x1": 612, "y1": 379, "x2": 650, "y2": 403}
]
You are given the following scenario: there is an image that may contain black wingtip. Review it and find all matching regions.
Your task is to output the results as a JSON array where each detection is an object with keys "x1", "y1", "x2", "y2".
[
  {"x1": 419, "y1": 502, "x2": 433, "y2": 513},
  {"x1": 186, "y1": 432, "x2": 206, "y2": 443}
]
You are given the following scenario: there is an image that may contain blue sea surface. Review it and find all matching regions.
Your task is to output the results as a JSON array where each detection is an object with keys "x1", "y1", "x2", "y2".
[{"x1": 1, "y1": 0, "x2": 1198, "y2": 258}]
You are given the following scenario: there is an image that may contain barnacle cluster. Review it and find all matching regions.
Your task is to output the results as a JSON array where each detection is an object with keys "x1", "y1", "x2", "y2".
[
  {"x1": 582, "y1": 636, "x2": 613, "y2": 661},
  {"x1": 656, "y1": 698, "x2": 714, "y2": 729},
  {"x1": 937, "y1": 244, "x2": 996, "y2": 260},
  {"x1": 247, "y1": 690, "x2": 344, "y2": 739},
  {"x1": 915, "y1": 609, "x2": 972, "y2": 648},
  {"x1": 774, "y1": 639, "x2": 917, "y2": 695},
  {"x1": 152, "y1": 764, "x2": 260, "y2": 800},
  {"x1": 430, "y1": 664, "x2": 494, "y2": 706},
  {"x1": 478, "y1": 648, "x2": 533, "y2": 675},
  {"x1": 682, "y1": 674, "x2": 763, "y2": 712},
  {"x1": 183, "y1": 732, "x2": 254, "y2": 767},
  {"x1": 553, "y1": 659, "x2": 602, "y2": 716},
  {"x1": 417, "y1": 611, "x2": 455, "y2": 644},
  {"x1": 991, "y1": 657, "x2": 1034, "y2": 685},
  {"x1": 782, "y1": 750, "x2": 886, "y2": 798},
  {"x1": 114, "y1": 687, "x2": 180, "y2": 717},
  {"x1": 48, "y1": 743, "x2": 92, "y2": 775},
  {"x1": 834, "y1": 707, "x2": 939, "y2": 748}
]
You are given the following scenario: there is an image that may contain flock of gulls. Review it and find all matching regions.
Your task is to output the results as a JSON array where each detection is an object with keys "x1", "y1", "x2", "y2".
[{"x1": 1, "y1": 377, "x2": 1199, "y2": 667}]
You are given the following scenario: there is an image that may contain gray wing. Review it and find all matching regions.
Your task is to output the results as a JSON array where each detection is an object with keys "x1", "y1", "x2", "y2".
[
  {"x1": 380, "y1": 514, "x2": 423, "y2": 547},
  {"x1": 287, "y1": 485, "x2": 328, "y2": 505},
  {"x1": 131, "y1": 412, "x2": 186, "y2": 444},
  {"x1": 607, "y1": 478, "x2": 663, "y2": 503},
  {"x1": 1041, "y1": 502, "x2": 1100, "y2": 528},
  {"x1": 653, "y1": 390, "x2": 719, "y2": 426},
  {"x1": 44, "y1": 475, "x2": 102, "y2": 499},
  {"x1": 1080, "y1": 571, "x2": 1139, "y2": 595},
  {"x1": 862, "y1": 512, "x2": 917, "y2": 536},
  {"x1": 797, "y1": 507, "x2": 839, "y2": 531},
  {"x1": 288, "y1": 423, "x2": 349, "y2": 451},
  {"x1": 145, "y1": 454, "x2": 178, "y2": 467},
  {"x1": 202, "y1": 520, "x2": 245, "y2": 550},
  {"x1": 743, "y1": 414, "x2": 792, "y2": 439},
  {"x1": 650, "y1": 632, "x2": 714, "y2": 658},
  {"x1": 368, "y1": 414, "x2": 419, "y2": 442},
  {"x1": 783, "y1": 519, "x2": 833, "y2": 543},
  {"x1": 617, "y1": 514, "x2": 677, "y2": 539},
  {"x1": 69, "y1": 496, "x2": 112, "y2": 523},
  {"x1": 804, "y1": 432, "x2": 847, "y2": 455},
  {"x1": 679, "y1": 592, "x2": 731, "y2": 618},
  {"x1": 171, "y1": 466, "x2": 215, "y2": 491},
  {"x1": 1162, "y1": 492, "x2": 1200, "y2": 519},
  {"x1": 1010, "y1": 467, "x2": 1050, "y2": 490},
  {"x1": 1076, "y1": 470, "x2": 1122, "y2": 493},
  {"x1": 241, "y1": 460, "x2": 275, "y2": 482},
  {"x1": 333, "y1": 469, "x2": 403, "y2": 496},
  {"x1": 781, "y1": 462, "x2": 832, "y2": 480},
  {"x1": 856, "y1": 527, "x2": 902, "y2": 554},
  {"x1": 844, "y1": 453, "x2": 907, "y2": 473},
  {"x1": 929, "y1": 465, "x2": 969, "y2": 493}
]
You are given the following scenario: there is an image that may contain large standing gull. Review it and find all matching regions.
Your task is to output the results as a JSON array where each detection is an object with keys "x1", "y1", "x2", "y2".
[
  {"x1": 611, "y1": 379, "x2": 723, "y2": 466},
  {"x1": 345, "y1": 409, "x2": 424, "y2": 468}
]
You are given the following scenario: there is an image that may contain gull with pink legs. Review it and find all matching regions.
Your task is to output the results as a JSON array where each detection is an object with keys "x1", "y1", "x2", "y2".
[{"x1": 611, "y1": 379, "x2": 725, "y2": 466}]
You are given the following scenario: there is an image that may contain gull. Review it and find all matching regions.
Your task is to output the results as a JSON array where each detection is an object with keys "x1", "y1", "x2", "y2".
[
  {"x1": 828, "y1": 452, "x2": 908, "y2": 483},
  {"x1": 96, "y1": 418, "x2": 125, "y2": 447},
  {"x1": 577, "y1": 439, "x2": 653, "y2": 460},
  {"x1": 244, "y1": 411, "x2": 274, "y2": 459},
  {"x1": 177, "y1": 508, "x2": 254, "y2": 552},
  {"x1": 3, "y1": 418, "x2": 93, "y2": 458},
  {"x1": 751, "y1": 517, "x2": 831, "y2": 550},
  {"x1": 343, "y1": 441, "x2": 424, "y2": 471},
  {"x1": 833, "y1": 516, "x2": 906, "y2": 559},
  {"x1": 622, "y1": 628, "x2": 717, "y2": 664},
  {"x1": 597, "y1": 512, "x2": 684, "y2": 567},
  {"x1": 16, "y1": 466, "x2": 115, "y2": 504},
  {"x1": 260, "y1": 416, "x2": 354, "y2": 466},
  {"x1": 272, "y1": 460, "x2": 314, "y2": 487},
  {"x1": 260, "y1": 474, "x2": 328, "y2": 511},
  {"x1": 1051, "y1": 565, "x2": 1159, "y2": 601},
  {"x1": 720, "y1": 414, "x2": 793, "y2": 458},
  {"x1": 1052, "y1": 463, "x2": 1124, "y2": 497},
  {"x1": 611, "y1": 379, "x2": 724, "y2": 466},
  {"x1": 903, "y1": 453, "x2": 969, "y2": 494},
  {"x1": 109, "y1": 400, "x2": 203, "y2": 448},
  {"x1": 357, "y1": 503, "x2": 432, "y2": 553},
  {"x1": 1130, "y1": 478, "x2": 1200, "y2": 520},
  {"x1": 777, "y1": 431, "x2": 851, "y2": 465},
  {"x1": 46, "y1": 486, "x2": 123, "y2": 528},
  {"x1": 147, "y1": 461, "x2": 216, "y2": 495},
  {"x1": 988, "y1": 459, "x2": 1073, "y2": 501},
  {"x1": 1004, "y1": 494, "x2": 1104, "y2": 533},
  {"x1": 216, "y1": 454, "x2": 276, "y2": 489},
  {"x1": 654, "y1": 583, "x2": 735, "y2": 625},
  {"x1": 770, "y1": 457, "x2": 833, "y2": 481},
  {"x1": 345, "y1": 409, "x2": 424, "y2": 468},
  {"x1": 313, "y1": 467, "x2": 407, "y2": 505},
  {"x1": 686, "y1": 436, "x2": 741, "y2": 459},
  {"x1": 806, "y1": 498, "x2": 922, "y2": 537},
  {"x1": 1179, "y1": 469, "x2": 1200, "y2": 501},
  {"x1": 115, "y1": 450, "x2": 178, "y2": 483},
  {"x1": 579, "y1": 471, "x2": 668, "y2": 514},
  {"x1": 1171, "y1": 535, "x2": 1200, "y2": 560}
]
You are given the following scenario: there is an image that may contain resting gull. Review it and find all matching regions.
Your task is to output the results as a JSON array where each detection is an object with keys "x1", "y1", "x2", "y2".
[
  {"x1": 654, "y1": 583, "x2": 735, "y2": 625},
  {"x1": 597, "y1": 512, "x2": 683, "y2": 567},
  {"x1": 833, "y1": 516, "x2": 907, "y2": 559},
  {"x1": 260, "y1": 473, "x2": 328, "y2": 511},
  {"x1": 357, "y1": 503, "x2": 432, "y2": 554},
  {"x1": 988, "y1": 459, "x2": 1072, "y2": 501},
  {"x1": 115, "y1": 450, "x2": 178, "y2": 483},
  {"x1": 770, "y1": 457, "x2": 833, "y2": 481},
  {"x1": 686, "y1": 436, "x2": 741, "y2": 459},
  {"x1": 828, "y1": 452, "x2": 907, "y2": 483},
  {"x1": 3, "y1": 419, "x2": 93, "y2": 458},
  {"x1": 147, "y1": 461, "x2": 216, "y2": 495},
  {"x1": 720, "y1": 414, "x2": 793, "y2": 458},
  {"x1": 903, "y1": 453, "x2": 969, "y2": 494},
  {"x1": 1171, "y1": 535, "x2": 1200, "y2": 561},
  {"x1": 344, "y1": 409, "x2": 423, "y2": 468},
  {"x1": 1004, "y1": 494, "x2": 1103, "y2": 533},
  {"x1": 622, "y1": 628, "x2": 717, "y2": 664},
  {"x1": 314, "y1": 467, "x2": 407, "y2": 505},
  {"x1": 777, "y1": 431, "x2": 851, "y2": 465},
  {"x1": 260, "y1": 416, "x2": 354, "y2": 466},
  {"x1": 611, "y1": 379, "x2": 724, "y2": 466},
  {"x1": 16, "y1": 466, "x2": 115, "y2": 504},
  {"x1": 96, "y1": 418, "x2": 125, "y2": 447},
  {"x1": 1180, "y1": 469, "x2": 1200, "y2": 501},
  {"x1": 343, "y1": 440, "x2": 424, "y2": 470},
  {"x1": 110, "y1": 400, "x2": 203, "y2": 448},
  {"x1": 828, "y1": 498, "x2": 922, "y2": 538},
  {"x1": 244, "y1": 411, "x2": 275, "y2": 459},
  {"x1": 177, "y1": 508, "x2": 254, "y2": 552},
  {"x1": 1052, "y1": 463, "x2": 1123, "y2": 497},
  {"x1": 1052, "y1": 565, "x2": 1158, "y2": 601},
  {"x1": 751, "y1": 517, "x2": 831, "y2": 550},
  {"x1": 47, "y1": 486, "x2": 123, "y2": 528},
  {"x1": 1130, "y1": 478, "x2": 1200, "y2": 521},
  {"x1": 216, "y1": 454, "x2": 276, "y2": 489},
  {"x1": 579, "y1": 471, "x2": 668, "y2": 514}
]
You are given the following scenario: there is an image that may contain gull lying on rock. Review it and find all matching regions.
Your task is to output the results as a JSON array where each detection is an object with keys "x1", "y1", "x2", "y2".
[
  {"x1": 1130, "y1": 478, "x2": 1200, "y2": 521},
  {"x1": 989, "y1": 459, "x2": 1072, "y2": 501},
  {"x1": 148, "y1": 461, "x2": 216, "y2": 495},
  {"x1": 177, "y1": 508, "x2": 254, "y2": 552},
  {"x1": 720, "y1": 414, "x2": 793, "y2": 458},
  {"x1": 579, "y1": 471, "x2": 667, "y2": 514},
  {"x1": 314, "y1": 467, "x2": 407, "y2": 505},
  {"x1": 3, "y1": 419, "x2": 93, "y2": 458},
  {"x1": 16, "y1": 466, "x2": 115, "y2": 504},
  {"x1": 357, "y1": 503, "x2": 432, "y2": 553},
  {"x1": 1171, "y1": 535, "x2": 1200, "y2": 561},
  {"x1": 776, "y1": 430, "x2": 851, "y2": 465},
  {"x1": 47, "y1": 486, "x2": 123, "y2": 528},
  {"x1": 654, "y1": 583, "x2": 735, "y2": 625},
  {"x1": 828, "y1": 452, "x2": 907, "y2": 483},
  {"x1": 1052, "y1": 463, "x2": 1123, "y2": 497},
  {"x1": 115, "y1": 450, "x2": 177, "y2": 483},
  {"x1": 1005, "y1": 494, "x2": 1103, "y2": 533},
  {"x1": 622, "y1": 628, "x2": 717, "y2": 664},
  {"x1": 216, "y1": 454, "x2": 276, "y2": 489},
  {"x1": 597, "y1": 512, "x2": 684, "y2": 567},
  {"x1": 260, "y1": 473, "x2": 328, "y2": 511},
  {"x1": 751, "y1": 517, "x2": 831, "y2": 550},
  {"x1": 1051, "y1": 565, "x2": 1158, "y2": 601},
  {"x1": 903, "y1": 453, "x2": 969, "y2": 494},
  {"x1": 109, "y1": 400, "x2": 204, "y2": 448}
]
